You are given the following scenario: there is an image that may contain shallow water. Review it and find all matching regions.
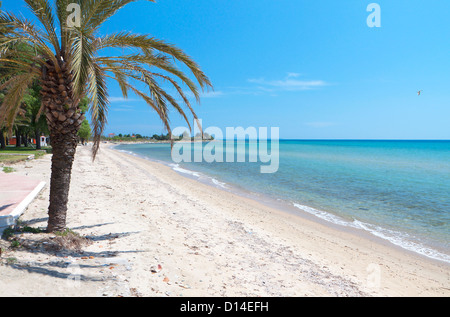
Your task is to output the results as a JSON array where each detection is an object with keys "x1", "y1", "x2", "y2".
[{"x1": 115, "y1": 140, "x2": 450, "y2": 263}]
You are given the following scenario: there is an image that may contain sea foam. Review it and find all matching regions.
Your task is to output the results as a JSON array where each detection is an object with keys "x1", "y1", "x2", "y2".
[{"x1": 293, "y1": 203, "x2": 450, "y2": 263}]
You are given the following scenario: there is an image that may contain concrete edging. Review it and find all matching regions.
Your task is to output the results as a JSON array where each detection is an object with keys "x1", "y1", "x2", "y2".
[{"x1": 0, "y1": 181, "x2": 46, "y2": 235}]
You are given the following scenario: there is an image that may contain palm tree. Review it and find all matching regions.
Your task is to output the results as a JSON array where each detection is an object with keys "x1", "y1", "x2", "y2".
[{"x1": 0, "y1": 0, "x2": 212, "y2": 232}]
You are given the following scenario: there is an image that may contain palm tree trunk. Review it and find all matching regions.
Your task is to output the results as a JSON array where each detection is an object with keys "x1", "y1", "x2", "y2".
[
  {"x1": 23, "y1": 133, "x2": 28, "y2": 147},
  {"x1": 15, "y1": 129, "x2": 21, "y2": 148},
  {"x1": 46, "y1": 131, "x2": 78, "y2": 232},
  {"x1": 35, "y1": 129, "x2": 41, "y2": 150},
  {"x1": 0, "y1": 129, "x2": 5, "y2": 150},
  {"x1": 42, "y1": 60, "x2": 84, "y2": 232}
]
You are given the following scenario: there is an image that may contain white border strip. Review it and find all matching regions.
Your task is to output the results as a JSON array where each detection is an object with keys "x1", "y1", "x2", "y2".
[{"x1": 0, "y1": 181, "x2": 46, "y2": 233}]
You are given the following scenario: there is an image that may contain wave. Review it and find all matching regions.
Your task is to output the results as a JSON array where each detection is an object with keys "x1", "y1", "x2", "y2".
[
  {"x1": 169, "y1": 163, "x2": 228, "y2": 190},
  {"x1": 114, "y1": 146, "x2": 228, "y2": 190},
  {"x1": 293, "y1": 203, "x2": 450, "y2": 263},
  {"x1": 169, "y1": 163, "x2": 201, "y2": 177}
]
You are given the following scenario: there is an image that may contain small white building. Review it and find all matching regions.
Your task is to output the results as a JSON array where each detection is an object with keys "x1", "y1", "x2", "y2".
[
  {"x1": 32, "y1": 136, "x2": 48, "y2": 147},
  {"x1": 40, "y1": 136, "x2": 47, "y2": 147}
]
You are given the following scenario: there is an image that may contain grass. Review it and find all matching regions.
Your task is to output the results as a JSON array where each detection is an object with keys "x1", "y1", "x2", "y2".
[
  {"x1": 10, "y1": 240, "x2": 21, "y2": 249},
  {"x1": 6, "y1": 257, "x2": 18, "y2": 265},
  {"x1": 1, "y1": 222, "x2": 42, "y2": 240},
  {"x1": 22, "y1": 226, "x2": 43, "y2": 234},
  {"x1": 0, "y1": 155, "x2": 29, "y2": 164},
  {"x1": 2, "y1": 166, "x2": 16, "y2": 173},
  {"x1": 54, "y1": 228, "x2": 79, "y2": 237},
  {"x1": 0, "y1": 145, "x2": 51, "y2": 165},
  {"x1": 0, "y1": 145, "x2": 52, "y2": 155},
  {"x1": 1, "y1": 227, "x2": 15, "y2": 240}
]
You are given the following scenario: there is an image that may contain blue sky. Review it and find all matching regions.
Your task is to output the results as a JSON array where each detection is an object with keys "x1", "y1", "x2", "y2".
[{"x1": 3, "y1": 0, "x2": 450, "y2": 139}]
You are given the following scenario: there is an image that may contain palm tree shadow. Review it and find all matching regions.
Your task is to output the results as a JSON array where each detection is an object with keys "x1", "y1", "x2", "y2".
[
  {"x1": 70, "y1": 222, "x2": 115, "y2": 231},
  {"x1": 84, "y1": 231, "x2": 140, "y2": 242},
  {"x1": 4, "y1": 219, "x2": 144, "y2": 283},
  {"x1": 21, "y1": 217, "x2": 48, "y2": 226},
  {"x1": 0, "y1": 204, "x2": 14, "y2": 213},
  {"x1": 8, "y1": 261, "x2": 106, "y2": 282}
]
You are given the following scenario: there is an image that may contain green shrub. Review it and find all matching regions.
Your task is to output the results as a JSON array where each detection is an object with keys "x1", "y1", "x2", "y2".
[{"x1": 2, "y1": 167, "x2": 15, "y2": 173}]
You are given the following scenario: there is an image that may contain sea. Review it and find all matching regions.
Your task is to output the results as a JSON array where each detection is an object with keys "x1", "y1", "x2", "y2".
[{"x1": 114, "y1": 140, "x2": 450, "y2": 263}]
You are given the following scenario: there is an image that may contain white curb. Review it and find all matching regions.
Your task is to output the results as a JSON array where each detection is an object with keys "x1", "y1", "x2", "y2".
[{"x1": 0, "y1": 181, "x2": 46, "y2": 235}]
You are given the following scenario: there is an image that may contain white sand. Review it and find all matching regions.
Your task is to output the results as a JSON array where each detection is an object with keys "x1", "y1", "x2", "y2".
[{"x1": 0, "y1": 144, "x2": 449, "y2": 297}]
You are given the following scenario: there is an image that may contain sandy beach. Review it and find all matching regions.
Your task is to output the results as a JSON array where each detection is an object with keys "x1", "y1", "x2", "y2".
[{"x1": 0, "y1": 144, "x2": 449, "y2": 297}]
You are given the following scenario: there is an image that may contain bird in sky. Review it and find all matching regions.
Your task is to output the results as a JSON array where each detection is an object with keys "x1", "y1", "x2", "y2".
[{"x1": 417, "y1": 90, "x2": 423, "y2": 96}]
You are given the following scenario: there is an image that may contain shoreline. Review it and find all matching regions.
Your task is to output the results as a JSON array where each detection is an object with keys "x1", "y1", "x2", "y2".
[
  {"x1": 1, "y1": 144, "x2": 448, "y2": 296},
  {"x1": 108, "y1": 144, "x2": 450, "y2": 295},
  {"x1": 112, "y1": 149, "x2": 450, "y2": 296},
  {"x1": 112, "y1": 143, "x2": 450, "y2": 266}
]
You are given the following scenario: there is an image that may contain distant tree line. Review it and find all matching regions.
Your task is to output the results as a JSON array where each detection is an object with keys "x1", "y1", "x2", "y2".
[{"x1": 102, "y1": 132, "x2": 214, "y2": 142}]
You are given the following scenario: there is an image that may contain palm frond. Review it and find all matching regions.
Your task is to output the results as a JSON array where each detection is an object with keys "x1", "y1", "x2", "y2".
[
  {"x1": 121, "y1": 80, "x2": 172, "y2": 136},
  {"x1": 102, "y1": 62, "x2": 192, "y2": 129},
  {"x1": 0, "y1": 58, "x2": 41, "y2": 75},
  {"x1": 0, "y1": 72, "x2": 37, "y2": 131},
  {"x1": 98, "y1": 31, "x2": 213, "y2": 91},
  {"x1": 0, "y1": 11, "x2": 58, "y2": 66},
  {"x1": 87, "y1": 61, "x2": 109, "y2": 159},
  {"x1": 55, "y1": 0, "x2": 70, "y2": 52},
  {"x1": 23, "y1": 0, "x2": 60, "y2": 57},
  {"x1": 70, "y1": 27, "x2": 95, "y2": 99}
]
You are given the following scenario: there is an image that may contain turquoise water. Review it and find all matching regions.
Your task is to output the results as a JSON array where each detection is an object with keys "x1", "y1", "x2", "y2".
[{"x1": 115, "y1": 140, "x2": 450, "y2": 263}]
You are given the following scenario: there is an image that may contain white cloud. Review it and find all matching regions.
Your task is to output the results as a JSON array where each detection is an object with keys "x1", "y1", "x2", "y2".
[
  {"x1": 201, "y1": 90, "x2": 224, "y2": 98},
  {"x1": 248, "y1": 77, "x2": 327, "y2": 91},
  {"x1": 111, "y1": 104, "x2": 136, "y2": 112},
  {"x1": 183, "y1": 90, "x2": 225, "y2": 99},
  {"x1": 109, "y1": 97, "x2": 141, "y2": 103},
  {"x1": 287, "y1": 72, "x2": 301, "y2": 78}
]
